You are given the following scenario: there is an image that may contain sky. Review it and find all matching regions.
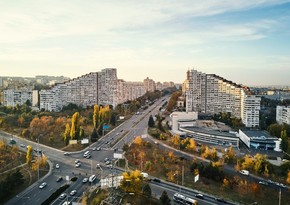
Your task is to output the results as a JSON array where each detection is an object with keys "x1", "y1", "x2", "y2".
[{"x1": 1, "y1": 0, "x2": 290, "y2": 86}]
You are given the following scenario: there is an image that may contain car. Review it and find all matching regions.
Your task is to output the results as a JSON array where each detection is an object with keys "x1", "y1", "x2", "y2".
[
  {"x1": 105, "y1": 160, "x2": 111, "y2": 165},
  {"x1": 152, "y1": 178, "x2": 161, "y2": 183},
  {"x1": 70, "y1": 190, "x2": 77, "y2": 196},
  {"x1": 75, "y1": 162, "x2": 81, "y2": 167},
  {"x1": 105, "y1": 141, "x2": 109, "y2": 144},
  {"x1": 279, "y1": 183, "x2": 286, "y2": 188},
  {"x1": 75, "y1": 159, "x2": 80, "y2": 164},
  {"x1": 20, "y1": 143, "x2": 26, "y2": 148},
  {"x1": 96, "y1": 164, "x2": 101, "y2": 169},
  {"x1": 82, "y1": 177, "x2": 89, "y2": 183},
  {"x1": 39, "y1": 182, "x2": 47, "y2": 189},
  {"x1": 239, "y1": 170, "x2": 249, "y2": 176},
  {"x1": 85, "y1": 154, "x2": 91, "y2": 159},
  {"x1": 56, "y1": 164, "x2": 60, "y2": 169},
  {"x1": 62, "y1": 202, "x2": 71, "y2": 205},
  {"x1": 195, "y1": 193, "x2": 204, "y2": 199},
  {"x1": 59, "y1": 193, "x2": 67, "y2": 200},
  {"x1": 92, "y1": 147, "x2": 96, "y2": 151},
  {"x1": 107, "y1": 164, "x2": 113, "y2": 169},
  {"x1": 56, "y1": 176, "x2": 63, "y2": 182},
  {"x1": 96, "y1": 147, "x2": 101, "y2": 151},
  {"x1": 89, "y1": 175, "x2": 96, "y2": 182},
  {"x1": 259, "y1": 181, "x2": 268, "y2": 186},
  {"x1": 104, "y1": 158, "x2": 109, "y2": 162},
  {"x1": 64, "y1": 152, "x2": 69, "y2": 156},
  {"x1": 216, "y1": 198, "x2": 227, "y2": 203}
]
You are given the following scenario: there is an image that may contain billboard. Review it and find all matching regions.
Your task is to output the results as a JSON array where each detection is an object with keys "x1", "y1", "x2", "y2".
[
  {"x1": 113, "y1": 153, "x2": 124, "y2": 159},
  {"x1": 69, "y1": 140, "x2": 77, "y2": 145},
  {"x1": 81, "y1": 138, "x2": 89, "y2": 144},
  {"x1": 103, "y1": 125, "x2": 110, "y2": 130}
]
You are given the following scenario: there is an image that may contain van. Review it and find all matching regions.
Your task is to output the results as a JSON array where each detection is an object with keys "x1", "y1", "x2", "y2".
[
  {"x1": 83, "y1": 151, "x2": 90, "y2": 158},
  {"x1": 89, "y1": 174, "x2": 96, "y2": 182}
]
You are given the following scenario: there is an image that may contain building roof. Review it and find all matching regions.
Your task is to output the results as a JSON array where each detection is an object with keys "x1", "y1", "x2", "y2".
[
  {"x1": 241, "y1": 130, "x2": 278, "y2": 140},
  {"x1": 182, "y1": 126, "x2": 238, "y2": 139}
]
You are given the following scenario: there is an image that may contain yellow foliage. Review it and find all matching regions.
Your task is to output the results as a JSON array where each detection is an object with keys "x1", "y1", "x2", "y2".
[
  {"x1": 186, "y1": 138, "x2": 197, "y2": 151},
  {"x1": 121, "y1": 170, "x2": 143, "y2": 193},
  {"x1": 171, "y1": 134, "x2": 180, "y2": 146},
  {"x1": 134, "y1": 136, "x2": 143, "y2": 145},
  {"x1": 287, "y1": 171, "x2": 290, "y2": 184},
  {"x1": 222, "y1": 178, "x2": 230, "y2": 190},
  {"x1": 166, "y1": 170, "x2": 176, "y2": 182}
]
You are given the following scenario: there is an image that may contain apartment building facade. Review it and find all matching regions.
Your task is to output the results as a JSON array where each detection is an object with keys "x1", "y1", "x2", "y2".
[
  {"x1": 276, "y1": 106, "x2": 290, "y2": 125},
  {"x1": 40, "y1": 69, "x2": 117, "y2": 111},
  {"x1": 117, "y1": 80, "x2": 146, "y2": 105},
  {"x1": 185, "y1": 69, "x2": 261, "y2": 127},
  {"x1": 3, "y1": 89, "x2": 35, "y2": 107},
  {"x1": 143, "y1": 77, "x2": 156, "y2": 92}
]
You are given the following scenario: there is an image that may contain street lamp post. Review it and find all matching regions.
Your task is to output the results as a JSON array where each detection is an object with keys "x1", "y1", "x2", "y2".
[{"x1": 37, "y1": 134, "x2": 42, "y2": 182}]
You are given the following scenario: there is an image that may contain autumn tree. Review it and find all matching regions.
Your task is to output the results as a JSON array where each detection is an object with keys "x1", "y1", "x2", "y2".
[
  {"x1": 287, "y1": 171, "x2": 290, "y2": 184},
  {"x1": 32, "y1": 155, "x2": 48, "y2": 171},
  {"x1": 186, "y1": 138, "x2": 197, "y2": 151},
  {"x1": 63, "y1": 123, "x2": 70, "y2": 145},
  {"x1": 120, "y1": 170, "x2": 143, "y2": 193},
  {"x1": 26, "y1": 145, "x2": 33, "y2": 166},
  {"x1": 171, "y1": 134, "x2": 180, "y2": 148},
  {"x1": 93, "y1": 104, "x2": 100, "y2": 129},
  {"x1": 223, "y1": 146, "x2": 236, "y2": 164}
]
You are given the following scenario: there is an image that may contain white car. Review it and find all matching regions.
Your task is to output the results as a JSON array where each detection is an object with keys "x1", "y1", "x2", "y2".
[
  {"x1": 239, "y1": 170, "x2": 249, "y2": 176},
  {"x1": 70, "y1": 190, "x2": 77, "y2": 196},
  {"x1": 96, "y1": 164, "x2": 101, "y2": 169},
  {"x1": 59, "y1": 193, "x2": 67, "y2": 200},
  {"x1": 39, "y1": 182, "x2": 47, "y2": 189},
  {"x1": 75, "y1": 162, "x2": 81, "y2": 167},
  {"x1": 75, "y1": 159, "x2": 80, "y2": 164},
  {"x1": 56, "y1": 164, "x2": 60, "y2": 169},
  {"x1": 82, "y1": 177, "x2": 88, "y2": 183}
]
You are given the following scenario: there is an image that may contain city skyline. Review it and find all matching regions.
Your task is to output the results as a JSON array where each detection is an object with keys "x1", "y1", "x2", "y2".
[{"x1": 1, "y1": 1, "x2": 290, "y2": 86}]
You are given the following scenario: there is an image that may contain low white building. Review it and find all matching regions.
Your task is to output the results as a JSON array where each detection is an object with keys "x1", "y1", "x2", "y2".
[
  {"x1": 239, "y1": 129, "x2": 281, "y2": 152},
  {"x1": 170, "y1": 111, "x2": 198, "y2": 133}
]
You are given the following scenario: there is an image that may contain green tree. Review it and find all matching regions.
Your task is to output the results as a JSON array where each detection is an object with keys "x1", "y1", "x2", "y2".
[
  {"x1": 142, "y1": 183, "x2": 151, "y2": 197},
  {"x1": 91, "y1": 128, "x2": 98, "y2": 142},
  {"x1": 281, "y1": 130, "x2": 288, "y2": 152},
  {"x1": 148, "y1": 115, "x2": 155, "y2": 127},
  {"x1": 160, "y1": 190, "x2": 171, "y2": 205}
]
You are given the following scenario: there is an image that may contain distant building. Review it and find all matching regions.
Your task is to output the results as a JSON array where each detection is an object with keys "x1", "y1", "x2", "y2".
[
  {"x1": 143, "y1": 77, "x2": 156, "y2": 92},
  {"x1": 3, "y1": 89, "x2": 37, "y2": 107},
  {"x1": 276, "y1": 106, "x2": 290, "y2": 125},
  {"x1": 239, "y1": 129, "x2": 281, "y2": 152},
  {"x1": 170, "y1": 111, "x2": 198, "y2": 132}
]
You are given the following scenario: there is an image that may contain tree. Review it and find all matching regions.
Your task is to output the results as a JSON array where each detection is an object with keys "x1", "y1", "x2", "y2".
[
  {"x1": 148, "y1": 115, "x2": 154, "y2": 127},
  {"x1": 142, "y1": 183, "x2": 151, "y2": 197},
  {"x1": 223, "y1": 146, "x2": 236, "y2": 164},
  {"x1": 186, "y1": 138, "x2": 197, "y2": 151},
  {"x1": 91, "y1": 128, "x2": 98, "y2": 142},
  {"x1": 120, "y1": 170, "x2": 143, "y2": 193},
  {"x1": 134, "y1": 136, "x2": 143, "y2": 145},
  {"x1": 160, "y1": 190, "x2": 171, "y2": 205},
  {"x1": 287, "y1": 171, "x2": 290, "y2": 184},
  {"x1": 281, "y1": 130, "x2": 288, "y2": 152},
  {"x1": 70, "y1": 112, "x2": 80, "y2": 140},
  {"x1": 26, "y1": 145, "x2": 33, "y2": 165},
  {"x1": 93, "y1": 104, "x2": 99, "y2": 129},
  {"x1": 63, "y1": 123, "x2": 70, "y2": 145}
]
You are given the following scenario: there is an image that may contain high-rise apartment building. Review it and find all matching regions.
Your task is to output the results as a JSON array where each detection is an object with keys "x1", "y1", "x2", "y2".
[
  {"x1": 185, "y1": 69, "x2": 261, "y2": 127},
  {"x1": 143, "y1": 77, "x2": 156, "y2": 92},
  {"x1": 3, "y1": 89, "x2": 36, "y2": 107},
  {"x1": 117, "y1": 80, "x2": 146, "y2": 104},
  {"x1": 40, "y1": 69, "x2": 117, "y2": 111},
  {"x1": 276, "y1": 106, "x2": 290, "y2": 125}
]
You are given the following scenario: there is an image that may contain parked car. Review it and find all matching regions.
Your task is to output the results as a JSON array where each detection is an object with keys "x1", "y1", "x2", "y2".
[
  {"x1": 39, "y1": 182, "x2": 47, "y2": 189},
  {"x1": 56, "y1": 164, "x2": 60, "y2": 169},
  {"x1": 75, "y1": 162, "x2": 81, "y2": 167}
]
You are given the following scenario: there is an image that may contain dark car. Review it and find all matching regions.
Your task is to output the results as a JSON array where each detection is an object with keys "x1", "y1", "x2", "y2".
[
  {"x1": 195, "y1": 194, "x2": 204, "y2": 199},
  {"x1": 152, "y1": 178, "x2": 161, "y2": 183},
  {"x1": 56, "y1": 176, "x2": 63, "y2": 182},
  {"x1": 216, "y1": 198, "x2": 227, "y2": 203}
]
